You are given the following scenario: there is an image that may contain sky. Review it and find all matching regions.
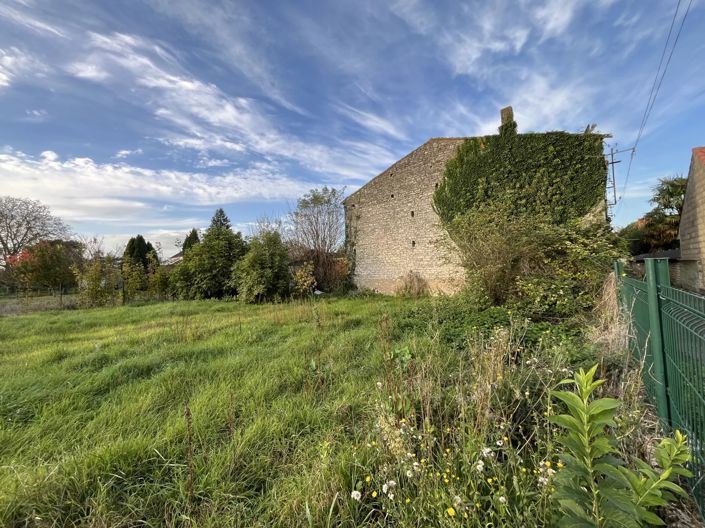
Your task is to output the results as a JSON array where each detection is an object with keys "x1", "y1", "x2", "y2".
[{"x1": 0, "y1": 0, "x2": 704, "y2": 258}]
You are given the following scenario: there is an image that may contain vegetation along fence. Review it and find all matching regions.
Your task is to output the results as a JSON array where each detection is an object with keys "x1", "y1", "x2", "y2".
[{"x1": 616, "y1": 258, "x2": 705, "y2": 519}]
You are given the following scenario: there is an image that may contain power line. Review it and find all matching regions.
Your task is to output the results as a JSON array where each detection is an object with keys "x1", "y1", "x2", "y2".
[{"x1": 616, "y1": 0, "x2": 693, "y2": 214}]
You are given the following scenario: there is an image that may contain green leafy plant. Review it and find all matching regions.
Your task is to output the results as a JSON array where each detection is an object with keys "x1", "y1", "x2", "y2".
[{"x1": 551, "y1": 365, "x2": 691, "y2": 527}]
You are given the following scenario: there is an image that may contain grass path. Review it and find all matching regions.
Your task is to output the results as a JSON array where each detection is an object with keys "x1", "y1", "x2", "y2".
[{"x1": 0, "y1": 297, "x2": 413, "y2": 526}]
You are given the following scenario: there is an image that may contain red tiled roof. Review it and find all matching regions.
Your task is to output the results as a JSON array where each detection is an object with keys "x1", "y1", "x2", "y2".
[{"x1": 693, "y1": 147, "x2": 705, "y2": 167}]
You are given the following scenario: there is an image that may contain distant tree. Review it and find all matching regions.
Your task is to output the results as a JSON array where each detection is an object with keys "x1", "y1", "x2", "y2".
[
  {"x1": 620, "y1": 174, "x2": 688, "y2": 255},
  {"x1": 0, "y1": 196, "x2": 69, "y2": 269},
  {"x1": 650, "y1": 175, "x2": 688, "y2": 216},
  {"x1": 289, "y1": 187, "x2": 345, "y2": 291},
  {"x1": 123, "y1": 235, "x2": 158, "y2": 270},
  {"x1": 171, "y1": 209, "x2": 247, "y2": 299},
  {"x1": 210, "y1": 208, "x2": 231, "y2": 230},
  {"x1": 231, "y1": 229, "x2": 290, "y2": 303},
  {"x1": 122, "y1": 259, "x2": 145, "y2": 304},
  {"x1": 183, "y1": 228, "x2": 200, "y2": 252},
  {"x1": 73, "y1": 256, "x2": 121, "y2": 307}
]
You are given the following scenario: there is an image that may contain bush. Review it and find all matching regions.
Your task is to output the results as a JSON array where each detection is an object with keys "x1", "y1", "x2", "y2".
[
  {"x1": 395, "y1": 271, "x2": 429, "y2": 297},
  {"x1": 443, "y1": 205, "x2": 624, "y2": 318},
  {"x1": 73, "y1": 257, "x2": 120, "y2": 307},
  {"x1": 231, "y1": 230, "x2": 290, "y2": 303},
  {"x1": 292, "y1": 261, "x2": 316, "y2": 298}
]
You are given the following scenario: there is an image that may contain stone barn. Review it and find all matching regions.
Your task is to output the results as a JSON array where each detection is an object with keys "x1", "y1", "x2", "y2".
[{"x1": 343, "y1": 136, "x2": 468, "y2": 295}]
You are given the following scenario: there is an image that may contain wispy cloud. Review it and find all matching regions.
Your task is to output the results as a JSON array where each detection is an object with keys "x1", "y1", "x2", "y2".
[
  {"x1": 0, "y1": 2, "x2": 65, "y2": 38},
  {"x1": 0, "y1": 47, "x2": 45, "y2": 88},
  {"x1": 336, "y1": 103, "x2": 407, "y2": 140},
  {"x1": 114, "y1": 148, "x2": 143, "y2": 159}
]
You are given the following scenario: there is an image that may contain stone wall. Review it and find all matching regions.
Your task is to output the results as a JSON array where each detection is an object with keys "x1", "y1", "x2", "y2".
[
  {"x1": 344, "y1": 138, "x2": 465, "y2": 294},
  {"x1": 678, "y1": 148, "x2": 705, "y2": 292}
]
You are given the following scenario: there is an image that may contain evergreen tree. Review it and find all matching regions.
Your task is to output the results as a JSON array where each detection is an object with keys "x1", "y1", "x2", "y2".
[
  {"x1": 183, "y1": 228, "x2": 200, "y2": 252},
  {"x1": 209, "y1": 208, "x2": 231, "y2": 230},
  {"x1": 123, "y1": 235, "x2": 156, "y2": 269}
]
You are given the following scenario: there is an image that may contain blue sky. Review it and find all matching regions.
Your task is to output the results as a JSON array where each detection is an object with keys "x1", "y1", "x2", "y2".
[{"x1": 0, "y1": 0, "x2": 704, "y2": 256}]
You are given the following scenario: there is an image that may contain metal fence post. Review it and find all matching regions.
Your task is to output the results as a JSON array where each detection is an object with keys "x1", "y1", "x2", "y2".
[{"x1": 645, "y1": 258, "x2": 671, "y2": 428}]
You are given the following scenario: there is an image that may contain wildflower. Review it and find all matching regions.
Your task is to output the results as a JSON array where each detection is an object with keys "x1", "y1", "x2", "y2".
[
  {"x1": 557, "y1": 461, "x2": 564, "y2": 469},
  {"x1": 444, "y1": 477, "x2": 450, "y2": 484},
  {"x1": 372, "y1": 490, "x2": 378, "y2": 498},
  {"x1": 502, "y1": 436, "x2": 508, "y2": 442},
  {"x1": 405, "y1": 497, "x2": 411, "y2": 504},
  {"x1": 521, "y1": 467, "x2": 527, "y2": 473},
  {"x1": 481, "y1": 447, "x2": 493, "y2": 458},
  {"x1": 351, "y1": 490, "x2": 361, "y2": 502},
  {"x1": 475, "y1": 502, "x2": 481, "y2": 508},
  {"x1": 445, "y1": 448, "x2": 451, "y2": 453},
  {"x1": 524, "y1": 391, "x2": 530, "y2": 397},
  {"x1": 487, "y1": 477, "x2": 493, "y2": 484},
  {"x1": 496, "y1": 439, "x2": 504, "y2": 447},
  {"x1": 387, "y1": 480, "x2": 397, "y2": 488},
  {"x1": 388, "y1": 492, "x2": 395, "y2": 500},
  {"x1": 447, "y1": 507, "x2": 457, "y2": 517},
  {"x1": 453, "y1": 495, "x2": 463, "y2": 507},
  {"x1": 406, "y1": 470, "x2": 413, "y2": 478},
  {"x1": 383, "y1": 483, "x2": 388, "y2": 494},
  {"x1": 376, "y1": 381, "x2": 383, "y2": 389},
  {"x1": 499, "y1": 496, "x2": 507, "y2": 504},
  {"x1": 365, "y1": 475, "x2": 371, "y2": 483},
  {"x1": 544, "y1": 461, "x2": 552, "y2": 468},
  {"x1": 538, "y1": 476, "x2": 549, "y2": 486},
  {"x1": 475, "y1": 460, "x2": 485, "y2": 472}
]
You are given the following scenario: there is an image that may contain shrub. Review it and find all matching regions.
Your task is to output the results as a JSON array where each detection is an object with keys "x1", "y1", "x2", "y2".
[
  {"x1": 292, "y1": 261, "x2": 316, "y2": 298},
  {"x1": 73, "y1": 257, "x2": 120, "y2": 307},
  {"x1": 551, "y1": 365, "x2": 691, "y2": 527},
  {"x1": 231, "y1": 230, "x2": 290, "y2": 303},
  {"x1": 395, "y1": 271, "x2": 429, "y2": 297}
]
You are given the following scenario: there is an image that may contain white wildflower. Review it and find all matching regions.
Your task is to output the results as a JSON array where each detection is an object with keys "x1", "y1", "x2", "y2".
[
  {"x1": 475, "y1": 460, "x2": 485, "y2": 472},
  {"x1": 388, "y1": 492, "x2": 394, "y2": 500},
  {"x1": 407, "y1": 470, "x2": 413, "y2": 478},
  {"x1": 376, "y1": 381, "x2": 383, "y2": 389},
  {"x1": 351, "y1": 490, "x2": 361, "y2": 501},
  {"x1": 453, "y1": 495, "x2": 463, "y2": 507},
  {"x1": 383, "y1": 483, "x2": 388, "y2": 493},
  {"x1": 499, "y1": 496, "x2": 507, "y2": 504},
  {"x1": 496, "y1": 439, "x2": 504, "y2": 447},
  {"x1": 481, "y1": 447, "x2": 493, "y2": 458}
]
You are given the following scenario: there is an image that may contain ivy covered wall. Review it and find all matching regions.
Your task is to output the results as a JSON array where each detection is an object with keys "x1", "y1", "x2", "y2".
[{"x1": 433, "y1": 120, "x2": 608, "y2": 225}]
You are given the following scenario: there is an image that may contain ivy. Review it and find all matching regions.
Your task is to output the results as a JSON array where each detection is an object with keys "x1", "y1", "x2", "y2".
[{"x1": 433, "y1": 120, "x2": 607, "y2": 225}]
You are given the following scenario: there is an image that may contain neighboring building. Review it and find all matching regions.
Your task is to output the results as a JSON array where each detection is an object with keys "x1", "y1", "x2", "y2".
[
  {"x1": 163, "y1": 251, "x2": 183, "y2": 267},
  {"x1": 677, "y1": 147, "x2": 705, "y2": 292}
]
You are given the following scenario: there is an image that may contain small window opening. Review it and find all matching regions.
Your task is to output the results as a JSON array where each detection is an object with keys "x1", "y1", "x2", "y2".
[
  {"x1": 410, "y1": 211, "x2": 414, "y2": 218},
  {"x1": 435, "y1": 182, "x2": 439, "y2": 189},
  {"x1": 391, "y1": 193, "x2": 395, "y2": 198},
  {"x1": 411, "y1": 240, "x2": 416, "y2": 248}
]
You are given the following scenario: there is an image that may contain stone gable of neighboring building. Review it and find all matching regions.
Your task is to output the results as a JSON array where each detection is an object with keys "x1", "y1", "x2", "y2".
[
  {"x1": 678, "y1": 147, "x2": 705, "y2": 292},
  {"x1": 344, "y1": 138, "x2": 466, "y2": 294}
]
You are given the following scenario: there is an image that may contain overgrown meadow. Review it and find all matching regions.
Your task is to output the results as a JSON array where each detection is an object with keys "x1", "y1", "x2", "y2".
[{"x1": 0, "y1": 293, "x2": 696, "y2": 526}]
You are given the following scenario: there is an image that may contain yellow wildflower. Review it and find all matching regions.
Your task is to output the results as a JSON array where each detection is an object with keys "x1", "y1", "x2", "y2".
[
  {"x1": 487, "y1": 477, "x2": 493, "y2": 484},
  {"x1": 372, "y1": 490, "x2": 378, "y2": 498},
  {"x1": 365, "y1": 475, "x2": 371, "y2": 483},
  {"x1": 545, "y1": 461, "x2": 552, "y2": 468},
  {"x1": 405, "y1": 497, "x2": 411, "y2": 504},
  {"x1": 557, "y1": 462, "x2": 564, "y2": 469},
  {"x1": 446, "y1": 507, "x2": 456, "y2": 517},
  {"x1": 521, "y1": 467, "x2": 527, "y2": 473}
]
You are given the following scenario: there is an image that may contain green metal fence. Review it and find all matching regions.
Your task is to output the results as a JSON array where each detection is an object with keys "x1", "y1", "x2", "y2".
[{"x1": 616, "y1": 258, "x2": 705, "y2": 519}]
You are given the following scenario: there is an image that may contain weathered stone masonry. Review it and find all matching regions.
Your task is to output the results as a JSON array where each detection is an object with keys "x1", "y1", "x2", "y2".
[
  {"x1": 344, "y1": 138, "x2": 466, "y2": 294},
  {"x1": 678, "y1": 147, "x2": 705, "y2": 292}
]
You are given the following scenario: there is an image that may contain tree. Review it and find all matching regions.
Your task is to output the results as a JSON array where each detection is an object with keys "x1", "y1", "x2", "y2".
[
  {"x1": 123, "y1": 235, "x2": 156, "y2": 270},
  {"x1": 183, "y1": 229, "x2": 200, "y2": 252},
  {"x1": 7, "y1": 240, "x2": 82, "y2": 302},
  {"x1": 289, "y1": 187, "x2": 345, "y2": 291},
  {"x1": 210, "y1": 208, "x2": 231, "y2": 230},
  {"x1": 0, "y1": 196, "x2": 69, "y2": 269},
  {"x1": 619, "y1": 175, "x2": 688, "y2": 255},
  {"x1": 73, "y1": 256, "x2": 121, "y2": 307},
  {"x1": 650, "y1": 175, "x2": 688, "y2": 216},
  {"x1": 231, "y1": 229, "x2": 290, "y2": 303},
  {"x1": 171, "y1": 209, "x2": 247, "y2": 299}
]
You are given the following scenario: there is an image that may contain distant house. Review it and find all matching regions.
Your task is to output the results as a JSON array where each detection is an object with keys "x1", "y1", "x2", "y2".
[
  {"x1": 163, "y1": 251, "x2": 183, "y2": 267},
  {"x1": 676, "y1": 147, "x2": 705, "y2": 292}
]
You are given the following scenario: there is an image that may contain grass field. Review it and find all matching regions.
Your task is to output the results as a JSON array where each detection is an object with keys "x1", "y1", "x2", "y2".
[
  {"x1": 2, "y1": 296, "x2": 698, "y2": 527},
  {"x1": 1, "y1": 297, "x2": 430, "y2": 526}
]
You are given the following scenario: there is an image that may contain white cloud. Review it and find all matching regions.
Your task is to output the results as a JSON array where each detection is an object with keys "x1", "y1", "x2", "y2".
[
  {"x1": 67, "y1": 61, "x2": 110, "y2": 81},
  {"x1": 0, "y1": 47, "x2": 45, "y2": 88},
  {"x1": 0, "y1": 148, "x2": 315, "y2": 227},
  {"x1": 336, "y1": 103, "x2": 407, "y2": 140},
  {"x1": 64, "y1": 31, "x2": 395, "y2": 180},
  {"x1": 114, "y1": 148, "x2": 143, "y2": 159},
  {"x1": 531, "y1": 0, "x2": 581, "y2": 40},
  {"x1": 0, "y1": 3, "x2": 65, "y2": 38},
  {"x1": 23, "y1": 108, "x2": 49, "y2": 122}
]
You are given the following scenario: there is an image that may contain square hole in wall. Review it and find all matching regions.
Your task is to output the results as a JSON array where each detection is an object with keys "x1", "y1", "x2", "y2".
[
  {"x1": 411, "y1": 240, "x2": 416, "y2": 248},
  {"x1": 411, "y1": 211, "x2": 414, "y2": 217}
]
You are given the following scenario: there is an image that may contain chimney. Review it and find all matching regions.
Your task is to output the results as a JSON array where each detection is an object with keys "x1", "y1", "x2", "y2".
[{"x1": 500, "y1": 106, "x2": 514, "y2": 126}]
